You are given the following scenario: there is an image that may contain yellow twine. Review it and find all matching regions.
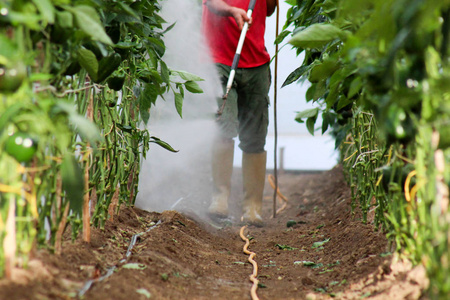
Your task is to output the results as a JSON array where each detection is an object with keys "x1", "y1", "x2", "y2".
[
  {"x1": 404, "y1": 170, "x2": 417, "y2": 202},
  {"x1": 344, "y1": 150, "x2": 358, "y2": 162},
  {"x1": 375, "y1": 174, "x2": 383, "y2": 187},
  {"x1": 0, "y1": 183, "x2": 38, "y2": 218}
]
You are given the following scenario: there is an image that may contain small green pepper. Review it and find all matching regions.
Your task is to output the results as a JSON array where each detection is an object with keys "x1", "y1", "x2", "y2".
[
  {"x1": 0, "y1": 62, "x2": 26, "y2": 93},
  {"x1": 5, "y1": 132, "x2": 38, "y2": 163},
  {"x1": 107, "y1": 74, "x2": 125, "y2": 91}
]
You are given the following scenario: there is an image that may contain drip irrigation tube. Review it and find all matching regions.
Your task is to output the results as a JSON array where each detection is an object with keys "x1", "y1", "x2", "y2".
[
  {"x1": 239, "y1": 225, "x2": 260, "y2": 300},
  {"x1": 77, "y1": 220, "x2": 161, "y2": 297}
]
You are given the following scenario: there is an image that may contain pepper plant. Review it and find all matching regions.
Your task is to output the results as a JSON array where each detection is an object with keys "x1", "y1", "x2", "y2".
[
  {"x1": 279, "y1": 0, "x2": 450, "y2": 297},
  {"x1": 0, "y1": 0, "x2": 203, "y2": 277}
]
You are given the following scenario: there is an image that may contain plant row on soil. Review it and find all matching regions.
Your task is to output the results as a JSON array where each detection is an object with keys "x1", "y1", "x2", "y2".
[{"x1": 279, "y1": 0, "x2": 450, "y2": 298}]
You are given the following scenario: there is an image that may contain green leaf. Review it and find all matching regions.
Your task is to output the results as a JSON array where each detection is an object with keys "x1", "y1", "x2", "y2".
[
  {"x1": 320, "y1": 0, "x2": 338, "y2": 14},
  {"x1": 275, "y1": 30, "x2": 291, "y2": 45},
  {"x1": 116, "y1": 2, "x2": 140, "y2": 20},
  {"x1": 136, "y1": 288, "x2": 151, "y2": 299},
  {"x1": 7, "y1": 11, "x2": 42, "y2": 30},
  {"x1": 336, "y1": 96, "x2": 353, "y2": 112},
  {"x1": 61, "y1": 153, "x2": 84, "y2": 216},
  {"x1": 282, "y1": 65, "x2": 309, "y2": 87},
  {"x1": 150, "y1": 136, "x2": 178, "y2": 153},
  {"x1": 29, "y1": 72, "x2": 53, "y2": 82},
  {"x1": 0, "y1": 103, "x2": 24, "y2": 133},
  {"x1": 160, "y1": 60, "x2": 170, "y2": 83},
  {"x1": 162, "y1": 22, "x2": 176, "y2": 34},
  {"x1": 32, "y1": 0, "x2": 55, "y2": 24},
  {"x1": 294, "y1": 261, "x2": 316, "y2": 266},
  {"x1": 276, "y1": 244, "x2": 298, "y2": 250},
  {"x1": 174, "y1": 92, "x2": 183, "y2": 118},
  {"x1": 65, "y1": 5, "x2": 113, "y2": 45},
  {"x1": 309, "y1": 58, "x2": 340, "y2": 82},
  {"x1": 295, "y1": 107, "x2": 319, "y2": 120},
  {"x1": 122, "y1": 263, "x2": 147, "y2": 270},
  {"x1": 139, "y1": 84, "x2": 159, "y2": 124},
  {"x1": 161, "y1": 273, "x2": 169, "y2": 281},
  {"x1": 313, "y1": 80, "x2": 327, "y2": 101},
  {"x1": 147, "y1": 36, "x2": 166, "y2": 57},
  {"x1": 348, "y1": 76, "x2": 362, "y2": 98},
  {"x1": 322, "y1": 111, "x2": 335, "y2": 134},
  {"x1": 305, "y1": 84, "x2": 316, "y2": 102},
  {"x1": 77, "y1": 48, "x2": 98, "y2": 82},
  {"x1": 289, "y1": 24, "x2": 344, "y2": 49},
  {"x1": 312, "y1": 238, "x2": 331, "y2": 248},
  {"x1": 306, "y1": 116, "x2": 317, "y2": 136},
  {"x1": 69, "y1": 114, "x2": 102, "y2": 145},
  {"x1": 285, "y1": 0, "x2": 297, "y2": 6},
  {"x1": 171, "y1": 69, "x2": 204, "y2": 82},
  {"x1": 53, "y1": 102, "x2": 102, "y2": 145},
  {"x1": 184, "y1": 81, "x2": 203, "y2": 94}
]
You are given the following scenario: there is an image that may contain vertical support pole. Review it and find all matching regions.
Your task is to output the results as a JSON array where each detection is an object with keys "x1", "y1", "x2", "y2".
[
  {"x1": 272, "y1": 0, "x2": 280, "y2": 219},
  {"x1": 4, "y1": 197, "x2": 16, "y2": 279},
  {"x1": 83, "y1": 92, "x2": 93, "y2": 243}
]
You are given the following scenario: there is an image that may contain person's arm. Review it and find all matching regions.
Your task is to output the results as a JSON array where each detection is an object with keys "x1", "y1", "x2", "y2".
[
  {"x1": 266, "y1": 0, "x2": 277, "y2": 16},
  {"x1": 205, "y1": 0, "x2": 251, "y2": 30}
]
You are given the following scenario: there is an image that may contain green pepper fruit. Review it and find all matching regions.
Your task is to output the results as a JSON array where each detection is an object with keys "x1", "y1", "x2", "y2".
[
  {"x1": 5, "y1": 132, "x2": 38, "y2": 163},
  {"x1": 107, "y1": 74, "x2": 125, "y2": 91},
  {"x1": 64, "y1": 61, "x2": 81, "y2": 76},
  {"x1": 95, "y1": 53, "x2": 122, "y2": 83},
  {"x1": 106, "y1": 26, "x2": 121, "y2": 44},
  {"x1": 0, "y1": 62, "x2": 26, "y2": 93}
]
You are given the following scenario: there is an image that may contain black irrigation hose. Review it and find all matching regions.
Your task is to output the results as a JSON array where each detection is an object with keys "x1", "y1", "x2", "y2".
[{"x1": 77, "y1": 220, "x2": 162, "y2": 297}]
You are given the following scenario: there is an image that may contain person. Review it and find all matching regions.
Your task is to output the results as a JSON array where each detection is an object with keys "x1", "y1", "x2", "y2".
[{"x1": 202, "y1": 0, "x2": 276, "y2": 226}]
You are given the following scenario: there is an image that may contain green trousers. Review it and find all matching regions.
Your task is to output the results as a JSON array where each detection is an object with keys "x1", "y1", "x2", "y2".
[{"x1": 215, "y1": 63, "x2": 271, "y2": 153}]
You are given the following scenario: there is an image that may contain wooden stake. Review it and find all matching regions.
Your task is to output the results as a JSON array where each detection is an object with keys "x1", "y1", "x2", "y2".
[
  {"x1": 108, "y1": 184, "x2": 120, "y2": 221},
  {"x1": 4, "y1": 197, "x2": 16, "y2": 279},
  {"x1": 82, "y1": 93, "x2": 94, "y2": 243},
  {"x1": 55, "y1": 202, "x2": 70, "y2": 255}
]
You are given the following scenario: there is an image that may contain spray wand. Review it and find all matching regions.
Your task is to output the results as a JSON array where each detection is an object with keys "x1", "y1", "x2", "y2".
[{"x1": 217, "y1": 0, "x2": 257, "y2": 117}]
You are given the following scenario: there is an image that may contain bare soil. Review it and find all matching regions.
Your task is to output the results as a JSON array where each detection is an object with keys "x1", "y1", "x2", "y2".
[{"x1": 0, "y1": 166, "x2": 429, "y2": 300}]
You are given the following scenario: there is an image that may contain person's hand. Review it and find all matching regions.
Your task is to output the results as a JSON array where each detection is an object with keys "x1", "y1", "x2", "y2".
[{"x1": 229, "y1": 7, "x2": 252, "y2": 30}]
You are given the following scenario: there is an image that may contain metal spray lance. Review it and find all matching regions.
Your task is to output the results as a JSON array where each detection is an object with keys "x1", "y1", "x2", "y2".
[{"x1": 217, "y1": 0, "x2": 257, "y2": 116}]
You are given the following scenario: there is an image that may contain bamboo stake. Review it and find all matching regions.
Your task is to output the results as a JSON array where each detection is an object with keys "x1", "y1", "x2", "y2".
[
  {"x1": 4, "y1": 197, "x2": 16, "y2": 279},
  {"x1": 108, "y1": 184, "x2": 120, "y2": 221},
  {"x1": 272, "y1": 0, "x2": 280, "y2": 219},
  {"x1": 52, "y1": 173, "x2": 62, "y2": 245},
  {"x1": 83, "y1": 93, "x2": 94, "y2": 243},
  {"x1": 55, "y1": 202, "x2": 70, "y2": 255}
]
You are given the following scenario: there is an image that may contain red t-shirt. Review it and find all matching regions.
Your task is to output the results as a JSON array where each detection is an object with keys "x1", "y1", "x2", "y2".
[{"x1": 202, "y1": 0, "x2": 270, "y2": 68}]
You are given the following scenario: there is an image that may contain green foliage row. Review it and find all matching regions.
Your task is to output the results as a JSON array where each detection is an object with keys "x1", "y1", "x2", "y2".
[
  {"x1": 0, "y1": 0, "x2": 202, "y2": 277},
  {"x1": 279, "y1": 0, "x2": 450, "y2": 298}
]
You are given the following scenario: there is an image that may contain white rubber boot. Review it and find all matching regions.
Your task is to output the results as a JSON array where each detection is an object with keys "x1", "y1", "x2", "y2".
[
  {"x1": 208, "y1": 138, "x2": 234, "y2": 220},
  {"x1": 241, "y1": 151, "x2": 266, "y2": 227}
]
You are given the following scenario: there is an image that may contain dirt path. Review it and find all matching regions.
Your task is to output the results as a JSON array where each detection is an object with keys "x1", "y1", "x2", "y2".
[{"x1": 1, "y1": 166, "x2": 428, "y2": 299}]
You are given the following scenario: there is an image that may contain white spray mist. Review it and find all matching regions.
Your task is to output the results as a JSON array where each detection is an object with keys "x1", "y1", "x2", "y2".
[{"x1": 135, "y1": 0, "x2": 222, "y2": 217}]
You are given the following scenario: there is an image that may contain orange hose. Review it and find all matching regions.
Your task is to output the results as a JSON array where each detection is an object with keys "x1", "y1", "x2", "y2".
[
  {"x1": 268, "y1": 174, "x2": 288, "y2": 215},
  {"x1": 268, "y1": 174, "x2": 288, "y2": 202},
  {"x1": 239, "y1": 226, "x2": 260, "y2": 300}
]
